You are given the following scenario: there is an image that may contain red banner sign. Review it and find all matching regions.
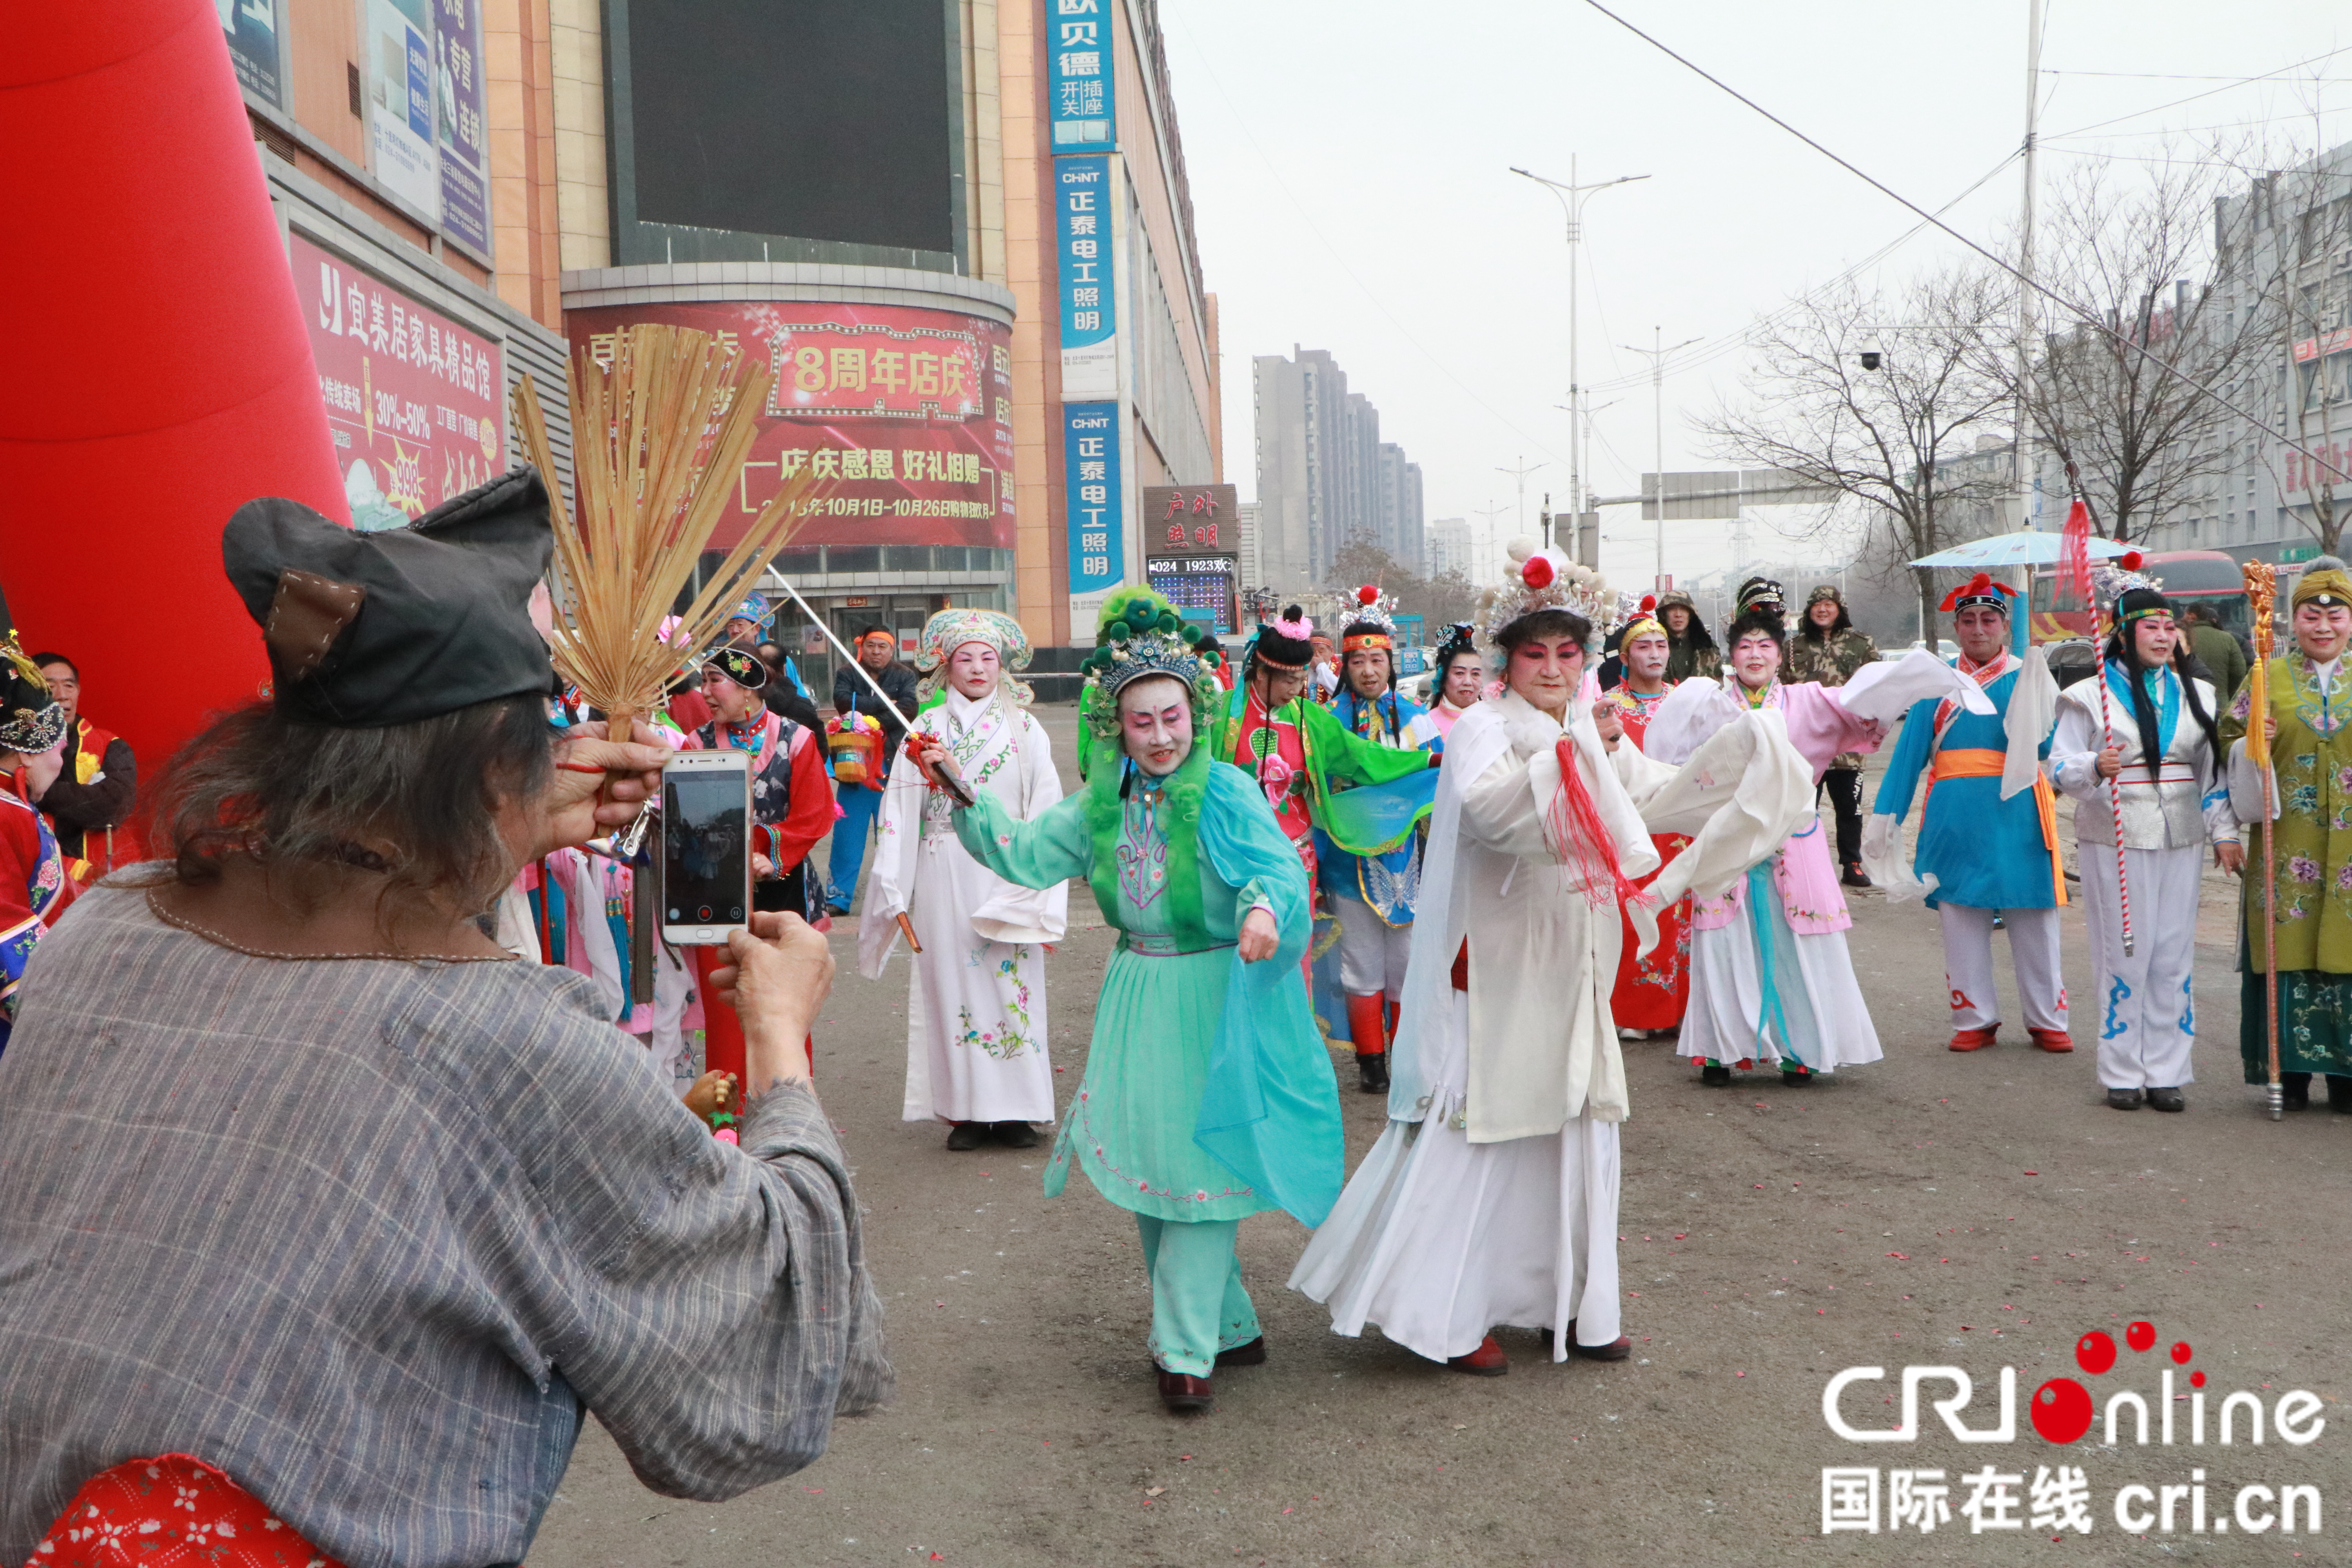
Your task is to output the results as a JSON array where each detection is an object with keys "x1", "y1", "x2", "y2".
[
  {"x1": 566, "y1": 300, "x2": 1016, "y2": 552},
  {"x1": 291, "y1": 234, "x2": 505, "y2": 530}
]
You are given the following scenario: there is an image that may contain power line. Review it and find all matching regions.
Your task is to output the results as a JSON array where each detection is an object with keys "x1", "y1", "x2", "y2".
[
  {"x1": 2039, "y1": 43, "x2": 2352, "y2": 141},
  {"x1": 1572, "y1": 0, "x2": 2336, "y2": 477}
]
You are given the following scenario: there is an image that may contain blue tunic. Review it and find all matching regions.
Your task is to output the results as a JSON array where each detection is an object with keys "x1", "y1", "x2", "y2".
[{"x1": 1871, "y1": 667, "x2": 2062, "y2": 911}]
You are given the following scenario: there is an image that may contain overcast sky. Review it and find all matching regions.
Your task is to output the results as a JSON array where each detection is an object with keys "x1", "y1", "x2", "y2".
[{"x1": 1163, "y1": 0, "x2": 2346, "y2": 593}]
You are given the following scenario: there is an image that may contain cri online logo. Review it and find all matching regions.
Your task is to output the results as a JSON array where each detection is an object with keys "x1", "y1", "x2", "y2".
[{"x1": 2030, "y1": 1319, "x2": 2323, "y2": 1449}]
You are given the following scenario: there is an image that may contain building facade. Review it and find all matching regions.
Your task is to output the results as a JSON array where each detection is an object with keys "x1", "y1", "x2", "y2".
[
  {"x1": 1425, "y1": 517, "x2": 1472, "y2": 580},
  {"x1": 1253, "y1": 345, "x2": 1424, "y2": 594}
]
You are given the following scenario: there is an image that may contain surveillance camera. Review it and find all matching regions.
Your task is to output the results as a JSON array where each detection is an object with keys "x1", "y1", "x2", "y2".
[{"x1": 1859, "y1": 350, "x2": 1883, "y2": 371}]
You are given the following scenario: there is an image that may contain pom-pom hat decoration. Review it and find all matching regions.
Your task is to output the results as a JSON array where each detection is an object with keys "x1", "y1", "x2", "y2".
[
  {"x1": 1342, "y1": 584, "x2": 1398, "y2": 650},
  {"x1": 1079, "y1": 585, "x2": 1223, "y2": 740},
  {"x1": 1475, "y1": 536, "x2": 1611, "y2": 650},
  {"x1": 1938, "y1": 571, "x2": 2018, "y2": 615},
  {"x1": 1251, "y1": 604, "x2": 1317, "y2": 670},
  {"x1": 2089, "y1": 555, "x2": 2164, "y2": 628}
]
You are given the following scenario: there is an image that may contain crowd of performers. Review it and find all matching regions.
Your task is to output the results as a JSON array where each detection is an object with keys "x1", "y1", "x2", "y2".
[{"x1": 2, "y1": 518, "x2": 2337, "y2": 1445}]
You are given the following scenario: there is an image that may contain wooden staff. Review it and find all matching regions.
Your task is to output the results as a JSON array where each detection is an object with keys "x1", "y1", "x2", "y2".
[
  {"x1": 2245, "y1": 562, "x2": 2283, "y2": 1121},
  {"x1": 2093, "y1": 659, "x2": 2134, "y2": 957},
  {"x1": 895, "y1": 911, "x2": 923, "y2": 954}
]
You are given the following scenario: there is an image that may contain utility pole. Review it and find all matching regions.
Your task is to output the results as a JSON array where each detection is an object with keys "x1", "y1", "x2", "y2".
[
  {"x1": 1619, "y1": 326, "x2": 1702, "y2": 592},
  {"x1": 1473, "y1": 500, "x2": 1512, "y2": 583},
  {"x1": 1495, "y1": 455, "x2": 1545, "y2": 548},
  {"x1": 2014, "y1": 0, "x2": 2042, "y2": 531},
  {"x1": 1513, "y1": 162, "x2": 1648, "y2": 528}
]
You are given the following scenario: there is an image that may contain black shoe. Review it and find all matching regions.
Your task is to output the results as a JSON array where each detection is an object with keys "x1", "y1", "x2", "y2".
[
  {"x1": 1780, "y1": 1066, "x2": 1813, "y2": 1086},
  {"x1": 1701, "y1": 1063, "x2": 1732, "y2": 1087},
  {"x1": 2145, "y1": 1086, "x2": 2185, "y2": 1112},
  {"x1": 1215, "y1": 1336, "x2": 1267, "y2": 1368},
  {"x1": 1357, "y1": 1052, "x2": 1390, "y2": 1094},
  {"x1": 2329, "y1": 1075, "x2": 2352, "y2": 1114},
  {"x1": 1841, "y1": 865, "x2": 1872, "y2": 889},
  {"x1": 990, "y1": 1120, "x2": 1039, "y2": 1148},
  {"x1": 826, "y1": 901, "x2": 852, "y2": 918},
  {"x1": 2281, "y1": 1072, "x2": 2312, "y2": 1111},
  {"x1": 945, "y1": 1122, "x2": 988, "y2": 1151},
  {"x1": 2105, "y1": 1088, "x2": 2144, "y2": 1111}
]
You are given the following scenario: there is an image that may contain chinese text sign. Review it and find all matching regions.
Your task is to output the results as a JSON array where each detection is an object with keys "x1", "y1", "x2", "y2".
[{"x1": 1065, "y1": 403, "x2": 1122, "y2": 593}]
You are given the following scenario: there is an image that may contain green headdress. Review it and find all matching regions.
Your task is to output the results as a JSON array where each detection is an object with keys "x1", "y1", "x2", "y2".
[{"x1": 1078, "y1": 586, "x2": 1223, "y2": 742}]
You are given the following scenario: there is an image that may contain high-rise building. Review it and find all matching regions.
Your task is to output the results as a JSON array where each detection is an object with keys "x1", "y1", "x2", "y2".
[
  {"x1": 1426, "y1": 517, "x2": 1472, "y2": 579},
  {"x1": 1254, "y1": 346, "x2": 1423, "y2": 592}
]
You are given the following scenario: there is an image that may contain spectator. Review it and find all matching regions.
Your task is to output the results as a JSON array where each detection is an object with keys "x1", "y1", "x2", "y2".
[
  {"x1": 0, "y1": 481, "x2": 888, "y2": 1566},
  {"x1": 27, "y1": 653, "x2": 134, "y2": 879},
  {"x1": 2180, "y1": 602, "x2": 2247, "y2": 704},
  {"x1": 1786, "y1": 584, "x2": 1878, "y2": 886},
  {"x1": 757, "y1": 640, "x2": 823, "y2": 729},
  {"x1": 1657, "y1": 589, "x2": 1719, "y2": 683},
  {"x1": 826, "y1": 626, "x2": 917, "y2": 915},
  {"x1": 0, "y1": 631, "x2": 69, "y2": 1051}
]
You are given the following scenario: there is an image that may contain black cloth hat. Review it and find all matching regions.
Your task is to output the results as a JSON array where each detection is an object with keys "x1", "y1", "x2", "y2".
[
  {"x1": 702, "y1": 642, "x2": 768, "y2": 691},
  {"x1": 222, "y1": 467, "x2": 560, "y2": 728}
]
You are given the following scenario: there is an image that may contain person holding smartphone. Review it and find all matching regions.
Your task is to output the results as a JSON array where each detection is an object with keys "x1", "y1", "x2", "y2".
[
  {"x1": 911, "y1": 587, "x2": 1341, "y2": 1416},
  {"x1": 0, "y1": 473, "x2": 889, "y2": 1568}
]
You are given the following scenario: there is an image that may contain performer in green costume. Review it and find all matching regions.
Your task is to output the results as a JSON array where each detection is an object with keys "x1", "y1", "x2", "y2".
[
  {"x1": 2224, "y1": 555, "x2": 2352, "y2": 1111},
  {"x1": 915, "y1": 587, "x2": 1343, "y2": 1412}
]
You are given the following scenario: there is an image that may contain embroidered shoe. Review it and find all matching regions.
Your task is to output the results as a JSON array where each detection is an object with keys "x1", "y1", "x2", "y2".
[
  {"x1": 1447, "y1": 1334, "x2": 1508, "y2": 1376},
  {"x1": 1949, "y1": 1027, "x2": 1997, "y2": 1052}
]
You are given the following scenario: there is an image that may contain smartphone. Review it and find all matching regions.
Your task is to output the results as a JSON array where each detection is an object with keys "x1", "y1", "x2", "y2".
[{"x1": 661, "y1": 750, "x2": 752, "y2": 947}]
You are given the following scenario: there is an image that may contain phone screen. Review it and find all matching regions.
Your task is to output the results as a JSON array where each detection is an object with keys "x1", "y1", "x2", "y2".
[{"x1": 663, "y1": 770, "x2": 748, "y2": 927}]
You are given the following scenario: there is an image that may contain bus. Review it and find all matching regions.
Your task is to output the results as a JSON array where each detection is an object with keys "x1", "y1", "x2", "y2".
[{"x1": 2027, "y1": 549, "x2": 2254, "y2": 657}]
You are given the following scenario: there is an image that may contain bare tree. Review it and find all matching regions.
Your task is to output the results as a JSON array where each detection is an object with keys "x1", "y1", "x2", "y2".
[
  {"x1": 1702, "y1": 269, "x2": 2016, "y2": 633},
  {"x1": 1327, "y1": 539, "x2": 1481, "y2": 635},
  {"x1": 1988, "y1": 154, "x2": 2278, "y2": 546}
]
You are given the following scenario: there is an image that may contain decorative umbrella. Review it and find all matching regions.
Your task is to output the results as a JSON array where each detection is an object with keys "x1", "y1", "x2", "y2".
[{"x1": 1908, "y1": 530, "x2": 2132, "y2": 569}]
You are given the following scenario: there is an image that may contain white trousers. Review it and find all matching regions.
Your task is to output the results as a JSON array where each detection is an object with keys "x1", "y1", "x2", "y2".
[
  {"x1": 1332, "y1": 891, "x2": 1413, "y2": 1000},
  {"x1": 2079, "y1": 841, "x2": 2203, "y2": 1090},
  {"x1": 1938, "y1": 904, "x2": 2068, "y2": 1034}
]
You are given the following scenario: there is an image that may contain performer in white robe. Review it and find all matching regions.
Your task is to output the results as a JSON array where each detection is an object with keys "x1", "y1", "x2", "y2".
[
  {"x1": 2049, "y1": 579, "x2": 2240, "y2": 1111},
  {"x1": 1645, "y1": 592, "x2": 1995, "y2": 1086},
  {"x1": 861, "y1": 610, "x2": 1068, "y2": 1149},
  {"x1": 1291, "y1": 542, "x2": 1814, "y2": 1374}
]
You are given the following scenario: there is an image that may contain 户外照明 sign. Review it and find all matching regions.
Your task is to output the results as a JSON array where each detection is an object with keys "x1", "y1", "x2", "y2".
[
  {"x1": 1065, "y1": 403, "x2": 1122, "y2": 593},
  {"x1": 1049, "y1": 0, "x2": 1113, "y2": 148}
]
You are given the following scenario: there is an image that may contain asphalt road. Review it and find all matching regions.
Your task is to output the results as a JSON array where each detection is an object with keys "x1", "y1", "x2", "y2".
[{"x1": 532, "y1": 709, "x2": 2350, "y2": 1568}]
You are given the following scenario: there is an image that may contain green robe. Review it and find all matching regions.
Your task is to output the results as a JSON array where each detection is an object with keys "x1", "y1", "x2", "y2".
[
  {"x1": 1206, "y1": 687, "x2": 1436, "y2": 855},
  {"x1": 2223, "y1": 652, "x2": 2352, "y2": 1079},
  {"x1": 954, "y1": 743, "x2": 1345, "y2": 1224}
]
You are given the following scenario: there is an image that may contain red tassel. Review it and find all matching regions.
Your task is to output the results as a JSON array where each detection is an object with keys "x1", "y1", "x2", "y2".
[
  {"x1": 1546, "y1": 737, "x2": 1644, "y2": 910},
  {"x1": 2058, "y1": 499, "x2": 2093, "y2": 608}
]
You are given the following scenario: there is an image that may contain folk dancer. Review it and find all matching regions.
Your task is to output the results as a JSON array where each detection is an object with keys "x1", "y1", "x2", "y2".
[
  {"x1": 1292, "y1": 544, "x2": 1809, "y2": 1374},
  {"x1": 1867, "y1": 572, "x2": 2073, "y2": 1054},
  {"x1": 2052, "y1": 575, "x2": 2239, "y2": 1112},
  {"x1": 921, "y1": 588, "x2": 1341, "y2": 1413},
  {"x1": 1601, "y1": 603, "x2": 1694, "y2": 1038},
  {"x1": 0, "y1": 616, "x2": 69, "y2": 1051},
  {"x1": 688, "y1": 644, "x2": 835, "y2": 1081},
  {"x1": 1421, "y1": 622, "x2": 1484, "y2": 740},
  {"x1": 861, "y1": 610, "x2": 1067, "y2": 1151},
  {"x1": 2223, "y1": 557, "x2": 2352, "y2": 1111},
  {"x1": 1787, "y1": 584, "x2": 1879, "y2": 887},
  {"x1": 1648, "y1": 591, "x2": 1991, "y2": 1086},
  {"x1": 1318, "y1": 587, "x2": 1445, "y2": 1094}
]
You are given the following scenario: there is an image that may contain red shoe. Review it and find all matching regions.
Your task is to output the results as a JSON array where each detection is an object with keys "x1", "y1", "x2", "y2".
[
  {"x1": 1447, "y1": 1334, "x2": 1508, "y2": 1376},
  {"x1": 2029, "y1": 1029, "x2": 2074, "y2": 1053},
  {"x1": 1570, "y1": 1336, "x2": 1634, "y2": 1361},
  {"x1": 1948, "y1": 1026, "x2": 1997, "y2": 1052},
  {"x1": 1156, "y1": 1368, "x2": 1214, "y2": 1411}
]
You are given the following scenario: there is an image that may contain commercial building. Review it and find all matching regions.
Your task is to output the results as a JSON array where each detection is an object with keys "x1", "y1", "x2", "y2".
[
  {"x1": 1425, "y1": 517, "x2": 1472, "y2": 580},
  {"x1": 1253, "y1": 346, "x2": 1424, "y2": 593},
  {"x1": 223, "y1": 0, "x2": 575, "y2": 528}
]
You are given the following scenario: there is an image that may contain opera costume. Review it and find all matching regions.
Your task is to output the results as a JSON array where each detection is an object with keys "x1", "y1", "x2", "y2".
[
  {"x1": 1318, "y1": 588, "x2": 1445, "y2": 1094},
  {"x1": 1647, "y1": 588, "x2": 1991, "y2": 1086},
  {"x1": 687, "y1": 646, "x2": 834, "y2": 922},
  {"x1": 860, "y1": 610, "x2": 1067, "y2": 1149},
  {"x1": 2051, "y1": 578, "x2": 2237, "y2": 1111},
  {"x1": 946, "y1": 589, "x2": 1341, "y2": 1412},
  {"x1": 0, "y1": 622, "x2": 70, "y2": 1054},
  {"x1": 1601, "y1": 605, "x2": 1694, "y2": 1036},
  {"x1": 1866, "y1": 573, "x2": 2071, "y2": 1053},
  {"x1": 2224, "y1": 559, "x2": 2352, "y2": 1111},
  {"x1": 1292, "y1": 543, "x2": 1812, "y2": 1374}
]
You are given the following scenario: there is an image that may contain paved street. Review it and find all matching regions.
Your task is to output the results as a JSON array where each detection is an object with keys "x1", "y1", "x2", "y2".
[{"x1": 533, "y1": 709, "x2": 2350, "y2": 1568}]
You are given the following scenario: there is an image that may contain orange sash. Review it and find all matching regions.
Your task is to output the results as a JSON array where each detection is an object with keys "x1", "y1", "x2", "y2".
[{"x1": 1924, "y1": 747, "x2": 2067, "y2": 906}]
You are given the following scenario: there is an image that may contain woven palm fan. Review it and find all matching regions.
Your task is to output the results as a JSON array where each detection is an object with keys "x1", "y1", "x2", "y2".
[{"x1": 510, "y1": 322, "x2": 824, "y2": 744}]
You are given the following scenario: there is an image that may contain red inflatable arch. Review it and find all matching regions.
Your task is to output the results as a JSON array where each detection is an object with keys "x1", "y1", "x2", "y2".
[{"x1": 1, "y1": 0, "x2": 345, "y2": 794}]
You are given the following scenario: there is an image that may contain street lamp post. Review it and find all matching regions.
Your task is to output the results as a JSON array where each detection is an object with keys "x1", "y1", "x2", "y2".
[
  {"x1": 1619, "y1": 326, "x2": 1702, "y2": 593},
  {"x1": 1512, "y1": 161, "x2": 1649, "y2": 543}
]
